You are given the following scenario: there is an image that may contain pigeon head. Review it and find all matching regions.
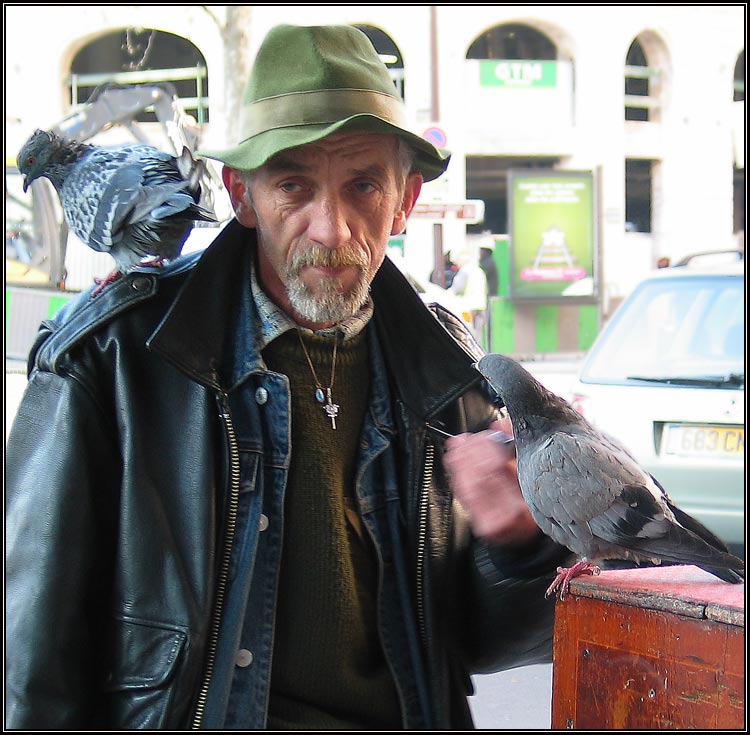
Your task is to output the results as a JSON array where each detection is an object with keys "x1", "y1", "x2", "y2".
[
  {"x1": 17, "y1": 129, "x2": 91, "y2": 193},
  {"x1": 476, "y1": 354, "x2": 550, "y2": 413},
  {"x1": 476, "y1": 353, "x2": 581, "y2": 439},
  {"x1": 17, "y1": 129, "x2": 58, "y2": 191}
]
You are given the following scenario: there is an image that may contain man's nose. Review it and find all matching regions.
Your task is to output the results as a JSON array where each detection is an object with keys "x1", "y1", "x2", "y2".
[{"x1": 307, "y1": 194, "x2": 351, "y2": 247}]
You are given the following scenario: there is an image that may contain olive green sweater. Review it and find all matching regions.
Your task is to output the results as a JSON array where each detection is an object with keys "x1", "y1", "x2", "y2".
[{"x1": 263, "y1": 329, "x2": 401, "y2": 729}]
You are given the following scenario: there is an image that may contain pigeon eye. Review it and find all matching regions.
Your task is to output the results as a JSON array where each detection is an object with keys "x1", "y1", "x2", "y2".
[{"x1": 25, "y1": 156, "x2": 35, "y2": 166}]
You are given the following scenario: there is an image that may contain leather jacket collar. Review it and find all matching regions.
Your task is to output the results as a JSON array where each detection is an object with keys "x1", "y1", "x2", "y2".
[{"x1": 147, "y1": 219, "x2": 483, "y2": 418}]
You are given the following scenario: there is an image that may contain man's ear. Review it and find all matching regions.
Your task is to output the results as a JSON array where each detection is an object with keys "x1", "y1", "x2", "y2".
[
  {"x1": 223, "y1": 166, "x2": 258, "y2": 228},
  {"x1": 391, "y1": 173, "x2": 423, "y2": 236}
]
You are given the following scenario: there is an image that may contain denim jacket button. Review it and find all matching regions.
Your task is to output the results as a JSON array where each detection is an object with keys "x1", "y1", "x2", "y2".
[
  {"x1": 235, "y1": 649, "x2": 254, "y2": 667},
  {"x1": 130, "y1": 276, "x2": 150, "y2": 292},
  {"x1": 255, "y1": 387, "x2": 269, "y2": 405},
  {"x1": 259, "y1": 513, "x2": 269, "y2": 531}
]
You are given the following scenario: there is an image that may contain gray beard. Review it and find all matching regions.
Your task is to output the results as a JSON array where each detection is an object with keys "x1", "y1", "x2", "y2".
[
  {"x1": 284, "y1": 243, "x2": 372, "y2": 325},
  {"x1": 286, "y1": 271, "x2": 371, "y2": 324}
]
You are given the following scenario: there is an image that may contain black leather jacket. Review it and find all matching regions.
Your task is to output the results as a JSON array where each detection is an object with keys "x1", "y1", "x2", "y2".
[{"x1": 5, "y1": 221, "x2": 567, "y2": 729}]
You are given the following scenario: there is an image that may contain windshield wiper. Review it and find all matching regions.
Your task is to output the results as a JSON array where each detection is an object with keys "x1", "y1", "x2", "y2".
[{"x1": 626, "y1": 373, "x2": 745, "y2": 388}]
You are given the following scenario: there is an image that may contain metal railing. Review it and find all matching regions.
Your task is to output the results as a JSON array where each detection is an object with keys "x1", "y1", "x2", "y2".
[{"x1": 69, "y1": 66, "x2": 208, "y2": 123}]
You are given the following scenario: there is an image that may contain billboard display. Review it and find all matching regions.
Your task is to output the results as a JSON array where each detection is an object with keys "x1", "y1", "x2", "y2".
[{"x1": 508, "y1": 170, "x2": 598, "y2": 301}]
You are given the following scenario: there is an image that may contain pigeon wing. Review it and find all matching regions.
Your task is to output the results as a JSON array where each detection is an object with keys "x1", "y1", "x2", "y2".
[
  {"x1": 61, "y1": 152, "x2": 144, "y2": 253},
  {"x1": 517, "y1": 428, "x2": 631, "y2": 558}
]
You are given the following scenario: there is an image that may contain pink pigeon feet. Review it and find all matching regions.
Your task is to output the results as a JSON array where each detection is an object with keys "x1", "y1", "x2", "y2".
[
  {"x1": 91, "y1": 258, "x2": 167, "y2": 296},
  {"x1": 139, "y1": 256, "x2": 167, "y2": 268},
  {"x1": 545, "y1": 560, "x2": 601, "y2": 601},
  {"x1": 92, "y1": 269, "x2": 123, "y2": 296}
]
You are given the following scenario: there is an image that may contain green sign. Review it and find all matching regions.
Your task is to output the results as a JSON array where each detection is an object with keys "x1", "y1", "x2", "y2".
[
  {"x1": 480, "y1": 60, "x2": 557, "y2": 87},
  {"x1": 508, "y1": 170, "x2": 597, "y2": 301}
]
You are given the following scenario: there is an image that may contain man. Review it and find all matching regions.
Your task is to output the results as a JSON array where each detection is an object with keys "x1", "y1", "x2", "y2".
[
  {"x1": 479, "y1": 236, "x2": 500, "y2": 297},
  {"x1": 450, "y1": 245, "x2": 488, "y2": 345},
  {"x1": 5, "y1": 24, "x2": 569, "y2": 729}
]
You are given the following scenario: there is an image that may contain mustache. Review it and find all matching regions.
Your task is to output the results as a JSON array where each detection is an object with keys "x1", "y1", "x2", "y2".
[{"x1": 289, "y1": 244, "x2": 369, "y2": 271}]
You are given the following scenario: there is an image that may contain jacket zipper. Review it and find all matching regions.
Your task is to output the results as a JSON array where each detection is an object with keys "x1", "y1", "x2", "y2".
[
  {"x1": 416, "y1": 441, "x2": 434, "y2": 652},
  {"x1": 191, "y1": 393, "x2": 242, "y2": 729},
  {"x1": 415, "y1": 439, "x2": 437, "y2": 727}
]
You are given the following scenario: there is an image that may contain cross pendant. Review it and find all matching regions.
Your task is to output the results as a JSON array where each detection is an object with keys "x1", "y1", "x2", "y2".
[{"x1": 324, "y1": 388, "x2": 339, "y2": 429}]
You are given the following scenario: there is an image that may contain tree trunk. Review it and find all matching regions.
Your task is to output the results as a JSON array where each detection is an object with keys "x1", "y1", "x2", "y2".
[
  {"x1": 222, "y1": 6, "x2": 253, "y2": 145},
  {"x1": 203, "y1": 5, "x2": 253, "y2": 146}
]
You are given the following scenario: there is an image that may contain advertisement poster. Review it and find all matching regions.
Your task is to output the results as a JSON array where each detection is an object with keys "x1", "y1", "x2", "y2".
[{"x1": 508, "y1": 170, "x2": 597, "y2": 301}]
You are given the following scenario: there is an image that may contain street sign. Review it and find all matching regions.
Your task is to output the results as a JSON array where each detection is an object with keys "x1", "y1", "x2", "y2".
[
  {"x1": 410, "y1": 199, "x2": 484, "y2": 223},
  {"x1": 422, "y1": 125, "x2": 448, "y2": 148}
]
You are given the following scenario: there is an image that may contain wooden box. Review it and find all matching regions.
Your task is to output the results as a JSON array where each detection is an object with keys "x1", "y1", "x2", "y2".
[{"x1": 551, "y1": 565, "x2": 745, "y2": 729}]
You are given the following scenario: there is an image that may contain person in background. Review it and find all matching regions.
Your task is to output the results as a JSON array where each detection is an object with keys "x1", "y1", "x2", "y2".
[
  {"x1": 450, "y1": 244, "x2": 489, "y2": 344},
  {"x1": 6, "y1": 23, "x2": 569, "y2": 730},
  {"x1": 430, "y1": 250, "x2": 458, "y2": 288},
  {"x1": 479, "y1": 235, "x2": 499, "y2": 297}
]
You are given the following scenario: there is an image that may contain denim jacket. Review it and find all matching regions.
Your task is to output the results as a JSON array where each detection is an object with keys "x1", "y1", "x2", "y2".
[{"x1": 5, "y1": 221, "x2": 568, "y2": 730}]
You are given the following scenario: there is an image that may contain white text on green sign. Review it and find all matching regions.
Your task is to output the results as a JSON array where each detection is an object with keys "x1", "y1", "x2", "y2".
[{"x1": 480, "y1": 60, "x2": 558, "y2": 88}]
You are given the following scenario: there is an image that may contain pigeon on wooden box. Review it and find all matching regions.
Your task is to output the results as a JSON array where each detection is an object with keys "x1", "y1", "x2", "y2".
[
  {"x1": 17, "y1": 129, "x2": 215, "y2": 294},
  {"x1": 476, "y1": 353, "x2": 744, "y2": 599}
]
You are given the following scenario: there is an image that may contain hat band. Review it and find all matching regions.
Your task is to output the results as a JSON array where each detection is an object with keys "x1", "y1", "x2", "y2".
[{"x1": 237, "y1": 88, "x2": 408, "y2": 141}]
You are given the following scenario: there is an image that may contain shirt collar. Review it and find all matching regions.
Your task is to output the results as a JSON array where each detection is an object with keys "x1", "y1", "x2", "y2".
[{"x1": 249, "y1": 256, "x2": 374, "y2": 349}]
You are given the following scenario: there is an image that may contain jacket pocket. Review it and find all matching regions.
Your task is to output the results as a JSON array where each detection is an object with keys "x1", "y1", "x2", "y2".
[{"x1": 101, "y1": 617, "x2": 188, "y2": 728}]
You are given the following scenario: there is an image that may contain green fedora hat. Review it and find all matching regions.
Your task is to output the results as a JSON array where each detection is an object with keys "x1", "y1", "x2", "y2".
[{"x1": 198, "y1": 24, "x2": 450, "y2": 181}]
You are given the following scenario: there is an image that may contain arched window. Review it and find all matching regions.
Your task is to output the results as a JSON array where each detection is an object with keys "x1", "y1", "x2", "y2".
[
  {"x1": 467, "y1": 23, "x2": 556, "y2": 60},
  {"x1": 354, "y1": 25, "x2": 405, "y2": 99},
  {"x1": 624, "y1": 39, "x2": 660, "y2": 122},
  {"x1": 624, "y1": 34, "x2": 667, "y2": 233},
  {"x1": 464, "y1": 23, "x2": 566, "y2": 235},
  {"x1": 70, "y1": 28, "x2": 209, "y2": 123}
]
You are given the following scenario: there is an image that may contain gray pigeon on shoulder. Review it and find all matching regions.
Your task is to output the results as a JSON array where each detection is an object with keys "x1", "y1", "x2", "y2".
[
  {"x1": 17, "y1": 128, "x2": 215, "y2": 294},
  {"x1": 476, "y1": 353, "x2": 744, "y2": 599}
]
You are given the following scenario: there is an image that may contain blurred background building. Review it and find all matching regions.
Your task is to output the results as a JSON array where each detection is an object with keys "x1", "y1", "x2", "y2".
[{"x1": 5, "y1": 4, "x2": 745, "y2": 354}]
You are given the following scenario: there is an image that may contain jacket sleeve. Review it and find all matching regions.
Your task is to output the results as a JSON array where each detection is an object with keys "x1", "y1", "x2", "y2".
[
  {"x1": 5, "y1": 367, "x2": 119, "y2": 728},
  {"x1": 460, "y1": 530, "x2": 573, "y2": 674}
]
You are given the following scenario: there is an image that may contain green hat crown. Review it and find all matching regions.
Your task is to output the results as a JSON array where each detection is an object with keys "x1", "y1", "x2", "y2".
[
  {"x1": 245, "y1": 23, "x2": 398, "y2": 100},
  {"x1": 198, "y1": 24, "x2": 450, "y2": 181}
]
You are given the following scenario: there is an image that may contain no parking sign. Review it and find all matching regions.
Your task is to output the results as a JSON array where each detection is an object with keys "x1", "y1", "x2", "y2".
[{"x1": 422, "y1": 126, "x2": 448, "y2": 148}]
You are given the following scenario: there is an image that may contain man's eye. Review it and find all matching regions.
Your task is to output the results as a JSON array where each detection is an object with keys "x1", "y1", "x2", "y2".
[
  {"x1": 353, "y1": 181, "x2": 376, "y2": 194},
  {"x1": 280, "y1": 182, "x2": 302, "y2": 193}
]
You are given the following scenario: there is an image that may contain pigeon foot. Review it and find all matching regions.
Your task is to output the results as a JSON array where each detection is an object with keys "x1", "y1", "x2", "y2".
[
  {"x1": 92, "y1": 270, "x2": 123, "y2": 296},
  {"x1": 140, "y1": 256, "x2": 168, "y2": 268},
  {"x1": 545, "y1": 560, "x2": 601, "y2": 601}
]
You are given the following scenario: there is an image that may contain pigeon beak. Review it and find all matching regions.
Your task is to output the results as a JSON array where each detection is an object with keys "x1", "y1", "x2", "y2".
[{"x1": 22, "y1": 177, "x2": 29, "y2": 193}]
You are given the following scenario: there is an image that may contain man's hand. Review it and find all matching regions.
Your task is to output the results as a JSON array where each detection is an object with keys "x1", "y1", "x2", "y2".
[{"x1": 443, "y1": 418, "x2": 540, "y2": 547}]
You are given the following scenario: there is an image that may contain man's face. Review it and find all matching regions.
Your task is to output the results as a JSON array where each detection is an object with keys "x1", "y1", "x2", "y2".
[{"x1": 226, "y1": 132, "x2": 422, "y2": 330}]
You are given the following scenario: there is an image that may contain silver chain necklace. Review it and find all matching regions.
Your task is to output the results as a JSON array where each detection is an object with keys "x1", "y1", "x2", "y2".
[{"x1": 296, "y1": 330, "x2": 340, "y2": 429}]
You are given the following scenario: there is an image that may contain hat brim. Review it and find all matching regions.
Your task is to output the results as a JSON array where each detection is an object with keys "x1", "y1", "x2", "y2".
[{"x1": 197, "y1": 114, "x2": 450, "y2": 182}]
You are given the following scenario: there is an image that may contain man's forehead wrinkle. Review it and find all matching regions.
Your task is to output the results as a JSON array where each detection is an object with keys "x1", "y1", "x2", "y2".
[
  {"x1": 266, "y1": 151, "x2": 391, "y2": 180},
  {"x1": 349, "y1": 162, "x2": 389, "y2": 179},
  {"x1": 265, "y1": 154, "x2": 310, "y2": 173}
]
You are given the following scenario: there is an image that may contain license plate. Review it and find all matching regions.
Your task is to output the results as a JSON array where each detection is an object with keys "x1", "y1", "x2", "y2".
[{"x1": 662, "y1": 424, "x2": 744, "y2": 458}]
